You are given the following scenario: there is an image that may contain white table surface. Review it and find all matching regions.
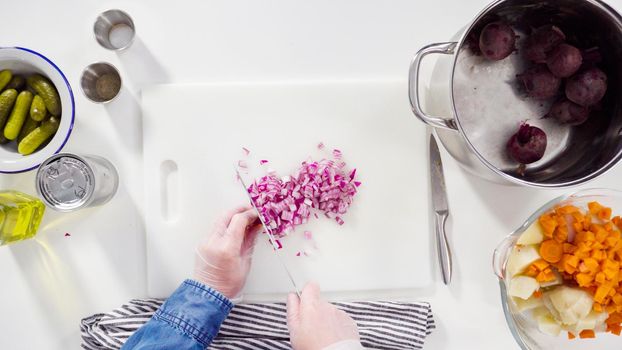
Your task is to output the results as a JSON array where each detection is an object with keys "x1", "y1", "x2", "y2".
[{"x1": 2, "y1": 0, "x2": 622, "y2": 349}]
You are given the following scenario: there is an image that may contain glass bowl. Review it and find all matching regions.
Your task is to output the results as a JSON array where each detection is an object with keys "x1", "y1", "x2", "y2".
[{"x1": 493, "y1": 188, "x2": 621, "y2": 349}]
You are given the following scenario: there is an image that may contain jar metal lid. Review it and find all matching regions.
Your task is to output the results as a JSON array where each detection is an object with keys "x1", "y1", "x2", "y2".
[{"x1": 36, "y1": 153, "x2": 95, "y2": 211}]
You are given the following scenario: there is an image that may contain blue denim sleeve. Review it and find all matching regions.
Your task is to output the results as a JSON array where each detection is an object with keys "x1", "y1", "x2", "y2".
[{"x1": 121, "y1": 279, "x2": 233, "y2": 350}]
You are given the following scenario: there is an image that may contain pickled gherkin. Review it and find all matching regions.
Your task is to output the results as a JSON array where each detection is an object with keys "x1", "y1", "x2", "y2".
[
  {"x1": 5, "y1": 75, "x2": 25, "y2": 90},
  {"x1": 18, "y1": 116, "x2": 59, "y2": 155},
  {"x1": 0, "y1": 89, "x2": 17, "y2": 129},
  {"x1": 0, "y1": 70, "x2": 12, "y2": 91},
  {"x1": 17, "y1": 117, "x2": 39, "y2": 143},
  {"x1": 27, "y1": 74, "x2": 61, "y2": 116},
  {"x1": 30, "y1": 95, "x2": 47, "y2": 121},
  {"x1": 4, "y1": 90, "x2": 33, "y2": 140}
]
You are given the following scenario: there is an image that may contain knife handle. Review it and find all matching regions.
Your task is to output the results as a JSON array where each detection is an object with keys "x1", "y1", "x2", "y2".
[{"x1": 435, "y1": 211, "x2": 452, "y2": 285}]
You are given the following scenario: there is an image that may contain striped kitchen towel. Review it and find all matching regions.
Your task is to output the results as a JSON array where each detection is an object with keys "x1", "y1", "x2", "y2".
[{"x1": 81, "y1": 299, "x2": 435, "y2": 350}]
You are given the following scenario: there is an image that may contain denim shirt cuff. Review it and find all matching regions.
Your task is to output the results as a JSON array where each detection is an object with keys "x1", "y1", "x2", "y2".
[{"x1": 153, "y1": 279, "x2": 233, "y2": 347}]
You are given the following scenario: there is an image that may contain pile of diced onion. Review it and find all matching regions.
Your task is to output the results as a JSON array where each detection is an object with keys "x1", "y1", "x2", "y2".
[{"x1": 247, "y1": 150, "x2": 360, "y2": 237}]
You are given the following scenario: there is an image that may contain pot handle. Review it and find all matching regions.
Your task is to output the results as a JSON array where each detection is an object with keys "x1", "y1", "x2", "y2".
[{"x1": 408, "y1": 42, "x2": 459, "y2": 131}]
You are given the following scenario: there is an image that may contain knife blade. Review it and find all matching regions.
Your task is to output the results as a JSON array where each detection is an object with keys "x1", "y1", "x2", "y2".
[
  {"x1": 236, "y1": 170, "x2": 302, "y2": 298},
  {"x1": 429, "y1": 134, "x2": 453, "y2": 285}
]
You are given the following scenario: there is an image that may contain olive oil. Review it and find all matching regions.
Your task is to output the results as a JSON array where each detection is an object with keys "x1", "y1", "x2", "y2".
[{"x1": 0, "y1": 191, "x2": 45, "y2": 245}]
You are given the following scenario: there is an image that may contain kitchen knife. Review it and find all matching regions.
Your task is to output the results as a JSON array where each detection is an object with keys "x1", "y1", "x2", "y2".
[
  {"x1": 236, "y1": 170, "x2": 302, "y2": 298},
  {"x1": 429, "y1": 134, "x2": 453, "y2": 285}
]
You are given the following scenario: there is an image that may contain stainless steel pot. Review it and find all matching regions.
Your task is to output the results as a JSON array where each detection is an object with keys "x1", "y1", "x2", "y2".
[{"x1": 409, "y1": 0, "x2": 622, "y2": 188}]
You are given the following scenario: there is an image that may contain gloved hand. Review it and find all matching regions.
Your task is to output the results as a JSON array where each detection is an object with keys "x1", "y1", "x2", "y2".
[
  {"x1": 193, "y1": 206, "x2": 261, "y2": 299},
  {"x1": 287, "y1": 283, "x2": 363, "y2": 350}
]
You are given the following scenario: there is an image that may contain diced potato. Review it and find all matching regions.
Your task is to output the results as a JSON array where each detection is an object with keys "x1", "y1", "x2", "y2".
[
  {"x1": 509, "y1": 276, "x2": 540, "y2": 300},
  {"x1": 535, "y1": 309, "x2": 563, "y2": 336},
  {"x1": 517, "y1": 222, "x2": 545, "y2": 245},
  {"x1": 513, "y1": 296, "x2": 544, "y2": 312},
  {"x1": 544, "y1": 286, "x2": 593, "y2": 325},
  {"x1": 570, "y1": 311, "x2": 608, "y2": 333},
  {"x1": 507, "y1": 245, "x2": 541, "y2": 277},
  {"x1": 540, "y1": 269, "x2": 563, "y2": 288},
  {"x1": 532, "y1": 306, "x2": 550, "y2": 319}
]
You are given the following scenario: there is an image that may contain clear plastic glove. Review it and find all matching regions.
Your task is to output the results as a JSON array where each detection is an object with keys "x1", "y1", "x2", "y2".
[
  {"x1": 287, "y1": 282, "x2": 363, "y2": 350},
  {"x1": 193, "y1": 206, "x2": 261, "y2": 299}
]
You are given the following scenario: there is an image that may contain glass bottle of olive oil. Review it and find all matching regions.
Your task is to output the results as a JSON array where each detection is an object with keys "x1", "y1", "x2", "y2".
[{"x1": 0, "y1": 191, "x2": 45, "y2": 245}]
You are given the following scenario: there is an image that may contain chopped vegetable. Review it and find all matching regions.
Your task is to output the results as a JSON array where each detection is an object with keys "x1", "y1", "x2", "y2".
[
  {"x1": 579, "y1": 329, "x2": 595, "y2": 339},
  {"x1": 246, "y1": 149, "x2": 360, "y2": 237},
  {"x1": 540, "y1": 239, "x2": 563, "y2": 263},
  {"x1": 528, "y1": 202, "x2": 622, "y2": 338}
]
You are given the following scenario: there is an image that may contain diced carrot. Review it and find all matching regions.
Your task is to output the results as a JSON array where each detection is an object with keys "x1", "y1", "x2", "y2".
[
  {"x1": 554, "y1": 228, "x2": 568, "y2": 243},
  {"x1": 533, "y1": 259, "x2": 549, "y2": 271},
  {"x1": 584, "y1": 258, "x2": 599, "y2": 274},
  {"x1": 524, "y1": 265, "x2": 539, "y2": 277},
  {"x1": 577, "y1": 273, "x2": 594, "y2": 287},
  {"x1": 595, "y1": 285, "x2": 613, "y2": 304},
  {"x1": 536, "y1": 201, "x2": 622, "y2": 334},
  {"x1": 533, "y1": 290, "x2": 543, "y2": 298},
  {"x1": 564, "y1": 243, "x2": 577, "y2": 254},
  {"x1": 599, "y1": 207, "x2": 613, "y2": 221},
  {"x1": 558, "y1": 205, "x2": 580, "y2": 214},
  {"x1": 536, "y1": 269, "x2": 556, "y2": 283},
  {"x1": 589, "y1": 202, "x2": 603, "y2": 215},
  {"x1": 579, "y1": 329, "x2": 595, "y2": 338},
  {"x1": 583, "y1": 215, "x2": 593, "y2": 230},
  {"x1": 596, "y1": 228, "x2": 609, "y2": 243},
  {"x1": 596, "y1": 272, "x2": 607, "y2": 284},
  {"x1": 607, "y1": 312, "x2": 622, "y2": 324},
  {"x1": 567, "y1": 332, "x2": 576, "y2": 339},
  {"x1": 539, "y1": 214, "x2": 558, "y2": 237},
  {"x1": 540, "y1": 239, "x2": 563, "y2": 263},
  {"x1": 607, "y1": 304, "x2": 618, "y2": 314},
  {"x1": 572, "y1": 211, "x2": 585, "y2": 223}
]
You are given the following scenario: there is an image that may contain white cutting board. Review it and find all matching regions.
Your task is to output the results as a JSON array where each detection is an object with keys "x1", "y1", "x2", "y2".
[{"x1": 143, "y1": 80, "x2": 432, "y2": 298}]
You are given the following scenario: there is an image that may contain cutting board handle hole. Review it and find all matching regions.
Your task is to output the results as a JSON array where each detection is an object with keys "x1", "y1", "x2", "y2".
[{"x1": 160, "y1": 160, "x2": 179, "y2": 222}]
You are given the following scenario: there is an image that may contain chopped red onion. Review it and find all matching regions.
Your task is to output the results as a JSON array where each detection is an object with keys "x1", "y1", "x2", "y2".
[
  {"x1": 242, "y1": 147, "x2": 250, "y2": 155},
  {"x1": 246, "y1": 150, "x2": 360, "y2": 238},
  {"x1": 238, "y1": 160, "x2": 248, "y2": 168},
  {"x1": 304, "y1": 231, "x2": 313, "y2": 240},
  {"x1": 260, "y1": 160, "x2": 269, "y2": 165},
  {"x1": 332, "y1": 149, "x2": 342, "y2": 159},
  {"x1": 274, "y1": 239, "x2": 283, "y2": 250},
  {"x1": 317, "y1": 142, "x2": 325, "y2": 150}
]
